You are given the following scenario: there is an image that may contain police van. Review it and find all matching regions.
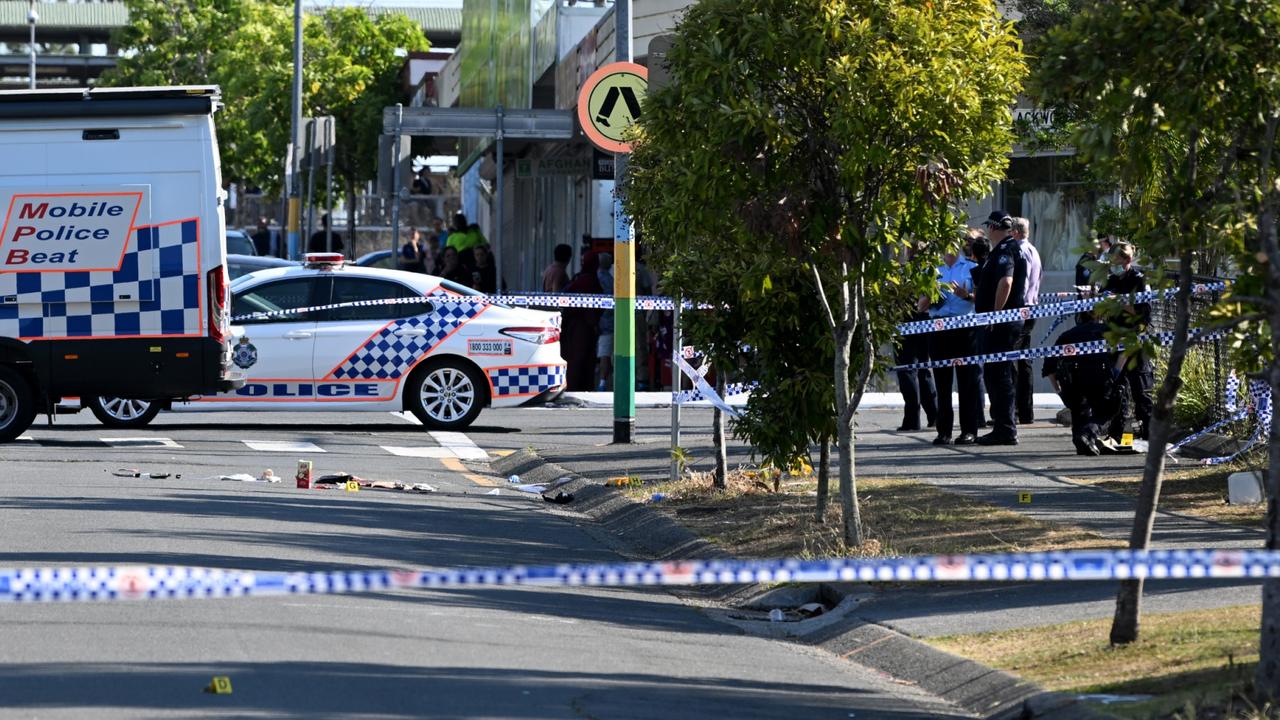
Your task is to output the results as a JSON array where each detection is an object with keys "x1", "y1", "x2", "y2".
[{"x1": 0, "y1": 86, "x2": 236, "y2": 441}]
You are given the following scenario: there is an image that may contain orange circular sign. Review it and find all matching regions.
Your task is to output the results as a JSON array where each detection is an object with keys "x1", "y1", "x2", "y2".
[{"x1": 577, "y1": 62, "x2": 648, "y2": 154}]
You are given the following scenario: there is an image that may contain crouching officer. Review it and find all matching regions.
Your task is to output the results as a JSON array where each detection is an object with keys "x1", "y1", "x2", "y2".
[{"x1": 1043, "y1": 312, "x2": 1121, "y2": 456}]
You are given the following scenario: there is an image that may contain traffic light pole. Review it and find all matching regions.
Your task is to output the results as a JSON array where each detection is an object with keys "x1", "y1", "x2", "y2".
[
  {"x1": 612, "y1": 0, "x2": 635, "y2": 444},
  {"x1": 286, "y1": 0, "x2": 303, "y2": 260}
]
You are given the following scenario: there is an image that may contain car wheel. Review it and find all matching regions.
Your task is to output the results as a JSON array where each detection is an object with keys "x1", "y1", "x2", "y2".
[
  {"x1": 408, "y1": 360, "x2": 487, "y2": 429},
  {"x1": 0, "y1": 365, "x2": 35, "y2": 442},
  {"x1": 86, "y1": 396, "x2": 161, "y2": 428}
]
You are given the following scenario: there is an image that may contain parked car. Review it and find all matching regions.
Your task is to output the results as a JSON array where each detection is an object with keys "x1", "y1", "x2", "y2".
[
  {"x1": 355, "y1": 249, "x2": 396, "y2": 270},
  {"x1": 226, "y1": 229, "x2": 257, "y2": 256},
  {"x1": 225, "y1": 254, "x2": 299, "y2": 280},
  {"x1": 82, "y1": 253, "x2": 566, "y2": 430}
]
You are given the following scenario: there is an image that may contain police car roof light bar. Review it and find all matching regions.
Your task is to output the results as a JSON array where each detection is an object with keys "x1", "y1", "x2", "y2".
[{"x1": 303, "y1": 253, "x2": 346, "y2": 269}]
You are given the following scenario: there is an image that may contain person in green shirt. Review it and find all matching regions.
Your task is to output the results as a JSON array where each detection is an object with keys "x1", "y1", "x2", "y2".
[{"x1": 446, "y1": 213, "x2": 486, "y2": 257}]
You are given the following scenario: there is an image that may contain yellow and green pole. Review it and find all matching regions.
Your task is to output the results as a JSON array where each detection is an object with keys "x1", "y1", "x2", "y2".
[{"x1": 612, "y1": 0, "x2": 635, "y2": 443}]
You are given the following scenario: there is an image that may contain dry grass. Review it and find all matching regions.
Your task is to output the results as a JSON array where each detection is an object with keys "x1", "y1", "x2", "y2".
[
  {"x1": 1067, "y1": 461, "x2": 1266, "y2": 528},
  {"x1": 626, "y1": 467, "x2": 1122, "y2": 559},
  {"x1": 930, "y1": 605, "x2": 1268, "y2": 719}
]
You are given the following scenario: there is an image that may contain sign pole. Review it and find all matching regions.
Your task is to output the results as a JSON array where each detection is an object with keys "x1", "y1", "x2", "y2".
[{"x1": 612, "y1": 0, "x2": 635, "y2": 444}]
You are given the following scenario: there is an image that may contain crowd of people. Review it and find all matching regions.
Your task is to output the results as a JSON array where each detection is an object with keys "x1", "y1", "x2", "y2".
[
  {"x1": 396, "y1": 212, "x2": 499, "y2": 294},
  {"x1": 901, "y1": 210, "x2": 1153, "y2": 455},
  {"x1": 553, "y1": 240, "x2": 658, "y2": 393}
]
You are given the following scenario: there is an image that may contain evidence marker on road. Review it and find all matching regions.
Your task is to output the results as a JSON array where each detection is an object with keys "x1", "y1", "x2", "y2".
[{"x1": 1018, "y1": 492, "x2": 1033, "y2": 504}]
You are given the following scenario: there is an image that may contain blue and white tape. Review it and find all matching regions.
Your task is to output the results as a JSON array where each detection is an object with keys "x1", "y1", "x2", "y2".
[
  {"x1": 889, "y1": 328, "x2": 1227, "y2": 373},
  {"x1": 674, "y1": 382, "x2": 757, "y2": 405},
  {"x1": 0, "y1": 549, "x2": 1271, "y2": 603},
  {"x1": 230, "y1": 293, "x2": 705, "y2": 323},
  {"x1": 897, "y1": 283, "x2": 1227, "y2": 337}
]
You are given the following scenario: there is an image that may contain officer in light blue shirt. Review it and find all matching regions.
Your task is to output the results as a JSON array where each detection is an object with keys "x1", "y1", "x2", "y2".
[{"x1": 922, "y1": 239, "x2": 982, "y2": 446}]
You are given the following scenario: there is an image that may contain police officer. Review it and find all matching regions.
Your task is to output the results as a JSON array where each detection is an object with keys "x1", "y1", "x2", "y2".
[
  {"x1": 923, "y1": 235, "x2": 980, "y2": 445},
  {"x1": 1101, "y1": 241, "x2": 1153, "y2": 440},
  {"x1": 974, "y1": 210, "x2": 1028, "y2": 446},
  {"x1": 1043, "y1": 312, "x2": 1121, "y2": 455}
]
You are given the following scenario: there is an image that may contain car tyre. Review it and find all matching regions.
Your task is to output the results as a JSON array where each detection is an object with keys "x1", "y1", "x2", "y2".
[
  {"x1": 408, "y1": 359, "x2": 487, "y2": 430},
  {"x1": 0, "y1": 365, "x2": 35, "y2": 442},
  {"x1": 86, "y1": 396, "x2": 161, "y2": 428}
]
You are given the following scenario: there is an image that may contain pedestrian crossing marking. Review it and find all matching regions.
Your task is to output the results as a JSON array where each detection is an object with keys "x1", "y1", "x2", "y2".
[
  {"x1": 243, "y1": 440, "x2": 326, "y2": 453},
  {"x1": 380, "y1": 446, "x2": 454, "y2": 458},
  {"x1": 101, "y1": 437, "x2": 183, "y2": 449}
]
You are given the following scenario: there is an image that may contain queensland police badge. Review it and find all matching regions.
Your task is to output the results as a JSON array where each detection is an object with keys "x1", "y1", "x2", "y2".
[{"x1": 233, "y1": 336, "x2": 258, "y2": 369}]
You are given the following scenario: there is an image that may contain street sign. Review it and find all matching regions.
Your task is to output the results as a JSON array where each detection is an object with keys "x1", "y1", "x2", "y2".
[{"x1": 577, "y1": 61, "x2": 648, "y2": 153}]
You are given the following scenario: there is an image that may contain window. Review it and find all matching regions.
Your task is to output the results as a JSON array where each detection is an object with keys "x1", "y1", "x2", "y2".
[
  {"x1": 232, "y1": 278, "x2": 319, "y2": 324},
  {"x1": 321, "y1": 277, "x2": 431, "y2": 321}
]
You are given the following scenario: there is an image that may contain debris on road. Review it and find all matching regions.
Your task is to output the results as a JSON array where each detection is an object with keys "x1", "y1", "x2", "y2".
[
  {"x1": 507, "y1": 474, "x2": 521, "y2": 484},
  {"x1": 111, "y1": 468, "x2": 179, "y2": 479},
  {"x1": 486, "y1": 489, "x2": 501, "y2": 495},
  {"x1": 513, "y1": 477, "x2": 573, "y2": 495},
  {"x1": 219, "y1": 473, "x2": 280, "y2": 483},
  {"x1": 295, "y1": 459, "x2": 313, "y2": 489},
  {"x1": 542, "y1": 489, "x2": 574, "y2": 504},
  {"x1": 649, "y1": 492, "x2": 667, "y2": 503}
]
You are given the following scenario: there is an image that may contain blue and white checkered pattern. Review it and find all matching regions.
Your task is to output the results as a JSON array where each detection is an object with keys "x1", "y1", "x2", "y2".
[
  {"x1": 0, "y1": 549, "x2": 1274, "y2": 604},
  {"x1": 488, "y1": 364, "x2": 566, "y2": 398},
  {"x1": 329, "y1": 298, "x2": 483, "y2": 380},
  {"x1": 0, "y1": 220, "x2": 201, "y2": 339}
]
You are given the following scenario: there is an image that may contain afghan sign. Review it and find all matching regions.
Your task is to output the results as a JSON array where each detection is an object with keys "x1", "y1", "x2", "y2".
[{"x1": 577, "y1": 62, "x2": 648, "y2": 154}]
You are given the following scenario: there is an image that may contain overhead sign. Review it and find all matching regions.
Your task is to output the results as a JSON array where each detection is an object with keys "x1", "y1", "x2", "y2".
[
  {"x1": 515, "y1": 156, "x2": 592, "y2": 179},
  {"x1": 577, "y1": 61, "x2": 648, "y2": 154}
]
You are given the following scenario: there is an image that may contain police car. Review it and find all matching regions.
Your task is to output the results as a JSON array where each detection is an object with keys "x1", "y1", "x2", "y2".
[{"x1": 82, "y1": 253, "x2": 566, "y2": 429}]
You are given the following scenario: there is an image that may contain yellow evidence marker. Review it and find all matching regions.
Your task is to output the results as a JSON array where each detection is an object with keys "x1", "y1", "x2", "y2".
[
  {"x1": 1018, "y1": 492, "x2": 1032, "y2": 504},
  {"x1": 205, "y1": 676, "x2": 233, "y2": 694},
  {"x1": 1121, "y1": 433, "x2": 1134, "y2": 447},
  {"x1": 345, "y1": 480, "x2": 359, "y2": 492}
]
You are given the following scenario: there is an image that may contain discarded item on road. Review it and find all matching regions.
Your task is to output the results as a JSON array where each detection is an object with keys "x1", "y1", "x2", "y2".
[
  {"x1": 409, "y1": 483, "x2": 437, "y2": 493},
  {"x1": 315, "y1": 472, "x2": 362, "y2": 485},
  {"x1": 220, "y1": 473, "x2": 279, "y2": 483},
  {"x1": 796, "y1": 602, "x2": 825, "y2": 618},
  {"x1": 768, "y1": 609, "x2": 784, "y2": 622},
  {"x1": 113, "y1": 468, "x2": 177, "y2": 479},
  {"x1": 507, "y1": 474, "x2": 521, "y2": 484},
  {"x1": 650, "y1": 492, "x2": 667, "y2": 502},
  {"x1": 606, "y1": 476, "x2": 642, "y2": 487},
  {"x1": 515, "y1": 477, "x2": 573, "y2": 495},
  {"x1": 295, "y1": 459, "x2": 313, "y2": 489},
  {"x1": 112, "y1": 468, "x2": 141, "y2": 478},
  {"x1": 260, "y1": 469, "x2": 275, "y2": 483},
  {"x1": 486, "y1": 488, "x2": 501, "y2": 495},
  {"x1": 542, "y1": 489, "x2": 574, "y2": 504}
]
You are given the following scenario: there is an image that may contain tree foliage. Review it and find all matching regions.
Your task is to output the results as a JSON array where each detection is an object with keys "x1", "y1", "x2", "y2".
[
  {"x1": 628, "y1": 0, "x2": 1025, "y2": 546},
  {"x1": 1032, "y1": 0, "x2": 1280, "y2": 666},
  {"x1": 102, "y1": 0, "x2": 427, "y2": 196}
]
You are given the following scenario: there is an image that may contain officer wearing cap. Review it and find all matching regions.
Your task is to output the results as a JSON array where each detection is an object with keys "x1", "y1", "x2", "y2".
[{"x1": 973, "y1": 210, "x2": 1028, "y2": 446}]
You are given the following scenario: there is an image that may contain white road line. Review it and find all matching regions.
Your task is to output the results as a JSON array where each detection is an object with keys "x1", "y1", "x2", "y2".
[
  {"x1": 100, "y1": 437, "x2": 184, "y2": 449},
  {"x1": 390, "y1": 411, "x2": 422, "y2": 425},
  {"x1": 380, "y1": 446, "x2": 454, "y2": 458},
  {"x1": 428, "y1": 431, "x2": 488, "y2": 460},
  {"x1": 243, "y1": 440, "x2": 326, "y2": 453}
]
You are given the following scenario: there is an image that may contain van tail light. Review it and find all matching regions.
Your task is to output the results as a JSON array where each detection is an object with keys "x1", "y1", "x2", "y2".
[
  {"x1": 207, "y1": 266, "x2": 229, "y2": 344},
  {"x1": 500, "y1": 326, "x2": 560, "y2": 344}
]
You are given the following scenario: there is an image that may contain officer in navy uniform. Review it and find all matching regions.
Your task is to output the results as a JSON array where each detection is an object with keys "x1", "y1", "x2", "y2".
[
  {"x1": 973, "y1": 210, "x2": 1027, "y2": 446},
  {"x1": 1043, "y1": 312, "x2": 1120, "y2": 455},
  {"x1": 1100, "y1": 241, "x2": 1153, "y2": 440}
]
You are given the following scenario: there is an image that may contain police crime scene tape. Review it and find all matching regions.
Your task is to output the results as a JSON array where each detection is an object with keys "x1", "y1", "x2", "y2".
[
  {"x1": 894, "y1": 282, "x2": 1227, "y2": 337},
  {"x1": 0, "y1": 549, "x2": 1270, "y2": 603}
]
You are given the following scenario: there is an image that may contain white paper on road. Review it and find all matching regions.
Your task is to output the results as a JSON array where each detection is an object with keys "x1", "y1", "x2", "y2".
[
  {"x1": 100, "y1": 437, "x2": 183, "y2": 449},
  {"x1": 389, "y1": 411, "x2": 422, "y2": 425},
  {"x1": 242, "y1": 440, "x2": 326, "y2": 453},
  {"x1": 380, "y1": 446, "x2": 455, "y2": 458},
  {"x1": 429, "y1": 431, "x2": 488, "y2": 460}
]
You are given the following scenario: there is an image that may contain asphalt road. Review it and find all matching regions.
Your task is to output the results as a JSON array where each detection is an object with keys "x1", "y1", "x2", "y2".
[{"x1": 0, "y1": 408, "x2": 969, "y2": 719}]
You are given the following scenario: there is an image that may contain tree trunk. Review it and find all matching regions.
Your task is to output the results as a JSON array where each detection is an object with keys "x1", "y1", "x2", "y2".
[
  {"x1": 1109, "y1": 250, "x2": 1195, "y2": 645},
  {"x1": 815, "y1": 437, "x2": 830, "y2": 523},
  {"x1": 712, "y1": 375, "x2": 727, "y2": 490},
  {"x1": 1255, "y1": 194, "x2": 1280, "y2": 699}
]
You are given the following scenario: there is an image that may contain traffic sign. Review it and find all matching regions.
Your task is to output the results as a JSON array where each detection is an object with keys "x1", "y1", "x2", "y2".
[{"x1": 577, "y1": 62, "x2": 648, "y2": 153}]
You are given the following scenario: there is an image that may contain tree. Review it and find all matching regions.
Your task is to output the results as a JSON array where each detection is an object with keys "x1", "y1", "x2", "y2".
[
  {"x1": 1033, "y1": 0, "x2": 1269, "y2": 648},
  {"x1": 103, "y1": 0, "x2": 428, "y2": 205},
  {"x1": 627, "y1": 0, "x2": 1025, "y2": 547}
]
